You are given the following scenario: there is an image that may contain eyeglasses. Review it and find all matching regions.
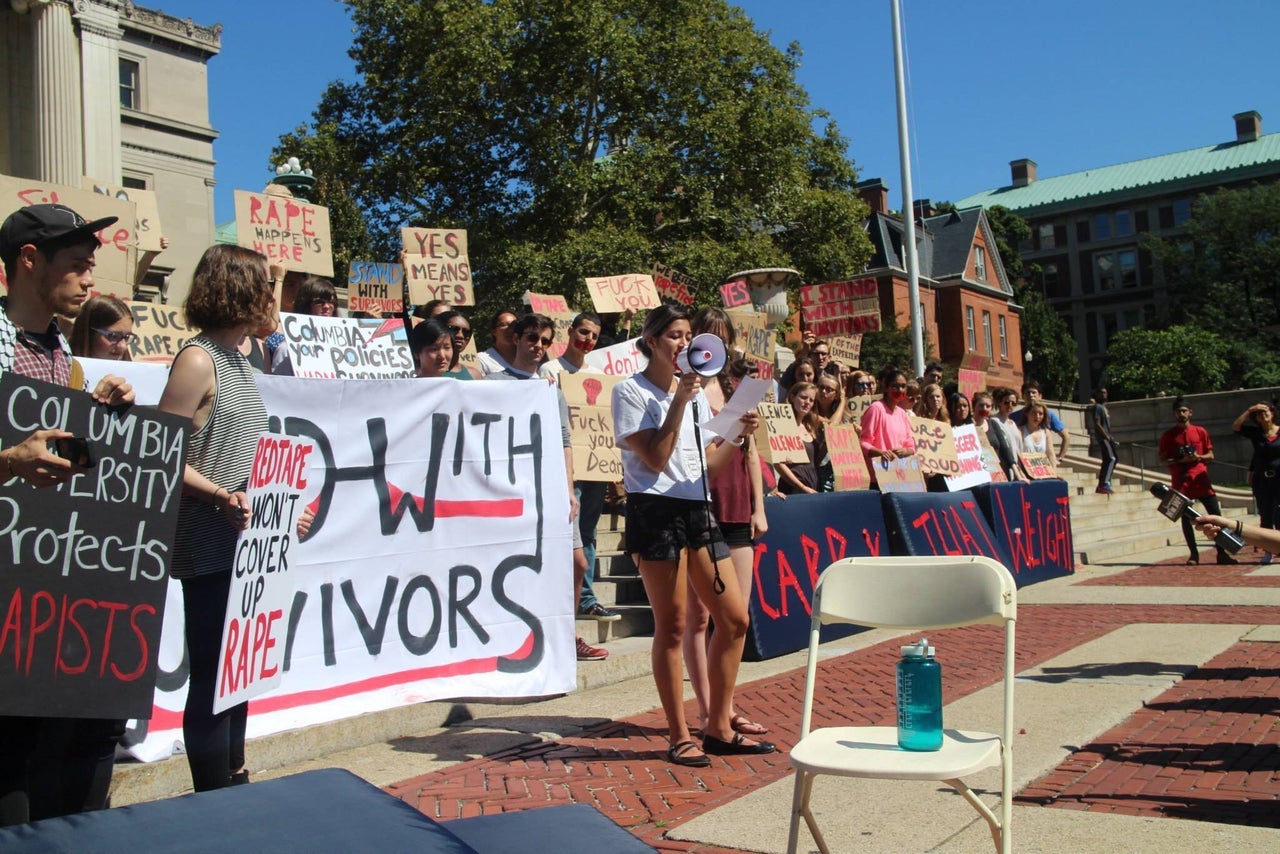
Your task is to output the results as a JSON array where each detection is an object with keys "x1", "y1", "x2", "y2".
[
  {"x1": 819, "y1": 385, "x2": 838, "y2": 394},
  {"x1": 449, "y1": 325, "x2": 473, "y2": 339},
  {"x1": 524, "y1": 333, "x2": 553, "y2": 347},
  {"x1": 93, "y1": 327, "x2": 137, "y2": 345},
  {"x1": 856, "y1": 381, "x2": 875, "y2": 389},
  {"x1": 495, "y1": 319, "x2": 513, "y2": 329}
]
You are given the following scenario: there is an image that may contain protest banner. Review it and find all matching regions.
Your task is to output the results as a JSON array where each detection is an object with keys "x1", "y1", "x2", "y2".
[
  {"x1": 85, "y1": 177, "x2": 163, "y2": 253},
  {"x1": 279, "y1": 312, "x2": 414, "y2": 379},
  {"x1": 0, "y1": 173, "x2": 137, "y2": 297},
  {"x1": 584, "y1": 274, "x2": 661, "y2": 313},
  {"x1": 123, "y1": 375, "x2": 575, "y2": 761},
  {"x1": 910, "y1": 416, "x2": 960, "y2": 477},
  {"x1": 584, "y1": 337, "x2": 647, "y2": 377},
  {"x1": 826, "y1": 424, "x2": 871, "y2": 492},
  {"x1": 1019, "y1": 451, "x2": 1057, "y2": 480},
  {"x1": 125, "y1": 299, "x2": 194, "y2": 364},
  {"x1": 872, "y1": 454, "x2": 927, "y2": 493},
  {"x1": 719, "y1": 278, "x2": 752, "y2": 308},
  {"x1": 972, "y1": 480, "x2": 1074, "y2": 585},
  {"x1": 652, "y1": 262, "x2": 696, "y2": 306},
  {"x1": 957, "y1": 368, "x2": 985, "y2": 400},
  {"x1": 754, "y1": 401, "x2": 810, "y2": 465},
  {"x1": 727, "y1": 307, "x2": 776, "y2": 379},
  {"x1": 827, "y1": 335, "x2": 862, "y2": 368},
  {"x1": 234, "y1": 189, "x2": 333, "y2": 277},
  {"x1": 799, "y1": 278, "x2": 881, "y2": 338},
  {"x1": 943, "y1": 424, "x2": 993, "y2": 491},
  {"x1": 214, "y1": 433, "x2": 314, "y2": 713},
  {"x1": 524, "y1": 292, "x2": 575, "y2": 359},
  {"x1": 959, "y1": 352, "x2": 991, "y2": 372},
  {"x1": 348, "y1": 261, "x2": 405, "y2": 315},
  {"x1": 0, "y1": 374, "x2": 187, "y2": 718},
  {"x1": 400, "y1": 227, "x2": 473, "y2": 306},
  {"x1": 457, "y1": 334, "x2": 479, "y2": 374},
  {"x1": 882, "y1": 491, "x2": 1010, "y2": 568},
  {"x1": 844, "y1": 394, "x2": 877, "y2": 427},
  {"x1": 561, "y1": 372, "x2": 623, "y2": 482}
]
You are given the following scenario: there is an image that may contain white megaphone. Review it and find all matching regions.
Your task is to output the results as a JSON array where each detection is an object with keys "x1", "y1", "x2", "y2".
[{"x1": 676, "y1": 333, "x2": 728, "y2": 377}]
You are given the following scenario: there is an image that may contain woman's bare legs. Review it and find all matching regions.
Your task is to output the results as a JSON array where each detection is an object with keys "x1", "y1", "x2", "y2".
[
  {"x1": 684, "y1": 543, "x2": 756, "y2": 731},
  {"x1": 684, "y1": 545, "x2": 756, "y2": 744}
]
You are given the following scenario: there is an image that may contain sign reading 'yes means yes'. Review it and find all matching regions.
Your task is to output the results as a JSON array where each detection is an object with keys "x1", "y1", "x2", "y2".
[{"x1": 402, "y1": 228, "x2": 473, "y2": 306}]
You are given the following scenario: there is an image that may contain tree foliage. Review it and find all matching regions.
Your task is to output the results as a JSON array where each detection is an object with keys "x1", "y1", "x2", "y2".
[
  {"x1": 282, "y1": 0, "x2": 872, "y2": 324},
  {"x1": 1103, "y1": 325, "x2": 1229, "y2": 400}
]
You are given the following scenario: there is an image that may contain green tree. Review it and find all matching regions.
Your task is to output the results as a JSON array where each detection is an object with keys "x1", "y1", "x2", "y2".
[
  {"x1": 284, "y1": 0, "x2": 872, "y2": 324},
  {"x1": 1144, "y1": 182, "x2": 1280, "y2": 388},
  {"x1": 1103, "y1": 325, "x2": 1229, "y2": 400}
]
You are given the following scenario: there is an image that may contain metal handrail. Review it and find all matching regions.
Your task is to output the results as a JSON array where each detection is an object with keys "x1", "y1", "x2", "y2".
[{"x1": 1123, "y1": 440, "x2": 1251, "y2": 493}]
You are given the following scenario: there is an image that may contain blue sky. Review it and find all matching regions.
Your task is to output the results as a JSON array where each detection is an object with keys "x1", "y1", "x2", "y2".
[{"x1": 154, "y1": 0, "x2": 1280, "y2": 224}]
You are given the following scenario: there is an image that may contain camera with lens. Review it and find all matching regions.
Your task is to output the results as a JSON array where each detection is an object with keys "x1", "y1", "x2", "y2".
[{"x1": 1176, "y1": 444, "x2": 1197, "y2": 461}]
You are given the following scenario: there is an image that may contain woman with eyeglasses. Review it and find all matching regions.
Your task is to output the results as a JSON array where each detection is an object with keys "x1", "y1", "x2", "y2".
[
  {"x1": 436, "y1": 310, "x2": 477, "y2": 379},
  {"x1": 859, "y1": 366, "x2": 916, "y2": 486},
  {"x1": 70, "y1": 294, "x2": 134, "y2": 360},
  {"x1": 612, "y1": 305, "x2": 774, "y2": 768},
  {"x1": 814, "y1": 373, "x2": 846, "y2": 424}
]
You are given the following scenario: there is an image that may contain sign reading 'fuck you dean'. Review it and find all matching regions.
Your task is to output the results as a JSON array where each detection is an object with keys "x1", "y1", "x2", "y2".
[{"x1": 0, "y1": 374, "x2": 187, "y2": 718}]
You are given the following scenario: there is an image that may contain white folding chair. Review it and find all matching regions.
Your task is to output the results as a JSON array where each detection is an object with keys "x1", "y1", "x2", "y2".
[{"x1": 786, "y1": 555, "x2": 1016, "y2": 854}]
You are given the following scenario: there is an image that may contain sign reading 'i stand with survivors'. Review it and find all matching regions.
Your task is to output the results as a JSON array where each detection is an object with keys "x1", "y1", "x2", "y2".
[{"x1": 0, "y1": 374, "x2": 187, "y2": 718}]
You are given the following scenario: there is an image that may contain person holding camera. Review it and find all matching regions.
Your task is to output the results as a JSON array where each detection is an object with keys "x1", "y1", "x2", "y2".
[
  {"x1": 1233, "y1": 401, "x2": 1280, "y2": 564},
  {"x1": 1159, "y1": 396, "x2": 1236, "y2": 565}
]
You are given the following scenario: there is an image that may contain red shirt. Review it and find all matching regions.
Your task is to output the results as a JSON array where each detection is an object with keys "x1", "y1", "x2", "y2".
[{"x1": 1159, "y1": 423, "x2": 1215, "y2": 498}]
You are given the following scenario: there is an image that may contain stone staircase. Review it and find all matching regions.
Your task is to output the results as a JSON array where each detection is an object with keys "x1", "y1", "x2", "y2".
[{"x1": 575, "y1": 510, "x2": 653, "y2": 645}]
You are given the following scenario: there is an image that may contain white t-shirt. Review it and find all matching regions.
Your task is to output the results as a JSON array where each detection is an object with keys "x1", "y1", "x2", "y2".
[
  {"x1": 612, "y1": 373, "x2": 714, "y2": 501},
  {"x1": 993, "y1": 414, "x2": 1024, "y2": 454},
  {"x1": 537, "y1": 354, "x2": 602, "y2": 380},
  {"x1": 476, "y1": 347, "x2": 514, "y2": 377}
]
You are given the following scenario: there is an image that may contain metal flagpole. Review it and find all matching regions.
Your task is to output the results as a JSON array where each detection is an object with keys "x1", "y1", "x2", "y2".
[{"x1": 891, "y1": 0, "x2": 925, "y2": 379}]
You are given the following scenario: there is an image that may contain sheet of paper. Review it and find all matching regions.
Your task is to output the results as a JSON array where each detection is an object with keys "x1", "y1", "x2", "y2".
[{"x1": 702, "y1": 376, "x2": 773, "y2": 441}]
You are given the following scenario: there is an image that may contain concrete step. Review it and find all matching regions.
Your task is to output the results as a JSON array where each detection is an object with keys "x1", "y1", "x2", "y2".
[{"x1": 575, "y1": 603, "x2": 654, "y2": 644}]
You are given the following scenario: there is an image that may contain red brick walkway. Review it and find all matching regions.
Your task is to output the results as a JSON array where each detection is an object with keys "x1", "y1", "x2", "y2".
[
  {"x1": 385, "y1": 604, "x2": 1280, "y2": 850},
  {"x1": 1078, "y1": 554, "x2": 1280, "y2": 587}
]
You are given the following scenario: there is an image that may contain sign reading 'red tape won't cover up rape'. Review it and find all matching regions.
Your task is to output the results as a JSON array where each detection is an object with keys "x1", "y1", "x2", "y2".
[{"x1": 0, "y1": 374, "x2": 187, "y2": 718}]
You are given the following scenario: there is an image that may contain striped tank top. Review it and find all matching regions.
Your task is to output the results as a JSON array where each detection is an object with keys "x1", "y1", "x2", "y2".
[{"x1": 171, "y1": 335, "x2": 268, "y2": 579}]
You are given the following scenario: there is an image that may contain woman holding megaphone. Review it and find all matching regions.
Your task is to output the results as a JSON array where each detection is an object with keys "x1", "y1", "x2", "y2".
[{"x1": 612, "y1": 305, "x2": 776, "y2": 768}]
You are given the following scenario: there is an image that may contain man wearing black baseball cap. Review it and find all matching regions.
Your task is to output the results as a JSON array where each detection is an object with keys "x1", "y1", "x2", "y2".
[{"x1": 0, "y1": 203, "x2": 134, "y2": 827}]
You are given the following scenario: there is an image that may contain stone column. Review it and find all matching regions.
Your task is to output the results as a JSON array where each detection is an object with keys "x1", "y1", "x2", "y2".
[
  {"x1": 26, "y1": 0, "x2": 84, "y2": 184},
  {"x1": 75, "y1": 0, "x2": 123, "y2": 183}
]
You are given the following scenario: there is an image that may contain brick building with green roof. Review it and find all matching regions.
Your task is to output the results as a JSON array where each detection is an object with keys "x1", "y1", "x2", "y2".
[{"x1": 955, "y1": 111, "x2": 1280, "y2": 401}]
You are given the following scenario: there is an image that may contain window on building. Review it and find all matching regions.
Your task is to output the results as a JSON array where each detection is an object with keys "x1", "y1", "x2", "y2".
[
  {"x1": 1076, "y1": 220, "x2": 1091, "y2": 243},
  {"x1": 1093, "y1": 249, "x2": 1140, "y2": 291},
  {"x1": 1101, "y1": 313, "x2": 1119, "y2": 350},
  {"x1": 1118, "y1": 249, "x2": 1138, "y2": 288},
  {"x1": 998, "y1": 315, "x2": 1008, "y2": 358},
  {"x1": 1172, "y1": 199, "x2": 1192, "y2": 227},
  {"x1": 1042, "y1": 262, "x2": 1060, "y2": 296},
  {"x1": 1037, "y1": 223, "x2": 1056, "y2": 249},
  {"x1": 1094, "y1": 213, "x2": 1112, "y2": 241},
  {"x1": 1095, "y1": 253, "x2": 1115, "y2": 290},
  {"x1": 982, "y1": 311, "x2": 993, "y2": 357},
  {"x1": 119, "y1": 58, "x2": 140, "y2": 109},
  {"x1": 973, "y1": 246, "x2": 987, "y2": 281},
  {"x1": 1115, "y1": 209, "x2": 1133, "y2": 237},
  {"x1": 966, "y1": 306, "x2": 976, "y2": 351},
  {"x1": 122, "y1": 175, "x2": 148, "y2": 190}
]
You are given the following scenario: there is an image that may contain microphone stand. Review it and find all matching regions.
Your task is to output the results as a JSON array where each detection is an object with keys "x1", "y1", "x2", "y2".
[{"x1": 691, "y1": 396, "x2": 726, "y2": 595}]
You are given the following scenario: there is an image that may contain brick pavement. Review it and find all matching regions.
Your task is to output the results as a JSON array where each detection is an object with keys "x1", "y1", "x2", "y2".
[
  {"x1": 1079, "y1": 554, "x2": 1280, "y2": 587},
  {"x1": 384, "y1": 603, "x2": 1280, "y2": 851}
]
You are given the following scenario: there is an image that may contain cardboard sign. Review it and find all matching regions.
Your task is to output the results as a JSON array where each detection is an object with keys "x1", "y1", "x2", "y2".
[
  {"x1": 278, "y1": 312, "x2": 414, "y2": 379},
  {"x1": 827, "y1": 335, "x2": 862, "y2": 368},
  {"x1": 719, "y1": 278, "x2": 752, "y2": 308},
  {"x1": 727, "y1": 307, "x2": 776, "y2": 379},
  {"x1": 583, "y1": 337, "x2": 647, "y2": 377},
  {"x1": 125, "y1": 299, "x2": 193, "y2": 364},
  {"x1": 524, "y1": 293, "x2": 574, "y2": 359},
  {"x1": 348, "y1": 261, "x2": 405, "y2": 314},
  {"x1": 872, "y1": 455, "x2": 926, "y2": 493},
  {"x1": 0, "y1": 374, "x2": 186, "y2": 718},
  {"x1": 943, "y1": 424, "x2": 993, "y2": 491},
  {"x1": 957, "y1": 368, "x2": 985, "y2": 400},
  {"x1": 754, "y1": 401, "x2": 811, "y2": 465},
  {"x1": 400, "y1": 227, "x2": 473, "y2": 306},
  {"x1": 652, "y1": 262, "x2": 696, "y2": 306},
  {"x1": 0, "y1": 174, "x2": 137, "y2": 297},
  {"x1": 844, "y1": 394, "x2": 877, "y2": 427},
  {"x1": 1019, "y1": 451, "x2": 1056, "y2": 480},
  {"x1": 799, "y1": 278, "x2": 880, "y2": 338},
  {"x1": 234, "y1": 189, "x2": 333, "y2": 277},
  {"x1": 214, "y1": 433, "x2": 313, "y2": 713},
  {"x1": 85, "y1": 177, "x2": 163, "y2": 253},
  {"x1": 584, "y1": 274, "x2": 661, "y2": 313},
  {"x1": 959, "y1": 352, "x2": 991, "y2": 372},
  {"x1": 561, "y1": 372, "x2": 623, "y2": 482},
  {"x1": 457, "y1": 335, "x2": 479, "y2": 374},
  {"x1": 827, "y1": 424, "x2": 871, "y2": 492},
  {"x1": 974, "y1": 423, "x2": 1008, "y2": 483},
  {"x1": 910, "y1": 416, "x2": 960, "y2": 477}
]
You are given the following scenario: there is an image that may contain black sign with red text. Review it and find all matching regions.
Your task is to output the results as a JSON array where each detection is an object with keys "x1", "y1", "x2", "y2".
[
  {"x1": 882, "y1": 491, "x2": 1012, "y2": 569},
  {"x1": 970, "y1": 481, "x2": 1075, "y2": 585},
  {"x1": 744, "y1": 491, "x2": 888, "y2": 661},
  {"x1": 0, "y1": 374, "x2": 187, "y2": 717}
]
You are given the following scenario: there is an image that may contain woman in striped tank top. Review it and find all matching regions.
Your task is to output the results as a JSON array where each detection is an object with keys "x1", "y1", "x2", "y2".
[{"x1": 158, "y1": 245, "x2": 274, "y2": 791}]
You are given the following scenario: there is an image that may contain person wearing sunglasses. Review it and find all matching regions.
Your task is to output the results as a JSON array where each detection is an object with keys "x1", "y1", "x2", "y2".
[
  {"x1": 859, "y1": 366, "x2": 916, "y2": 486},
  {"x1": 434, "y1": 309, "x2": 477, "y2": 379},
  {"x1": 70, "y1": 294, "x2": 135, "y2": 361}
]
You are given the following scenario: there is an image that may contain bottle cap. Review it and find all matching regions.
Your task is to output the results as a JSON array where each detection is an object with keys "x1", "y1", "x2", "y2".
[{"x1": 901, "y1": 637, "x2": 935, "y2": 657}]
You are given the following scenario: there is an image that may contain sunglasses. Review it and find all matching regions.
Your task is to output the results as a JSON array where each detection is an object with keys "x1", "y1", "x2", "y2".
[
  {"x1": 856, "y1": 381, "x2": 875, "y2": 388},
  {"x1": 93, "y1": 327, "x2": 137, "y2": 345},
  {"x1": 449, "y1": 325, "x2": 473, "y2": 339},
  {"x1": 524, "y1": 333, "x2": 553, "y2": 347}
]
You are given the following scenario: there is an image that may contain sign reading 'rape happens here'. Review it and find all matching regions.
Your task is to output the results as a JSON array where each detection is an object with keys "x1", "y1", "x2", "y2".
[
  {"x1": 234, "y1": 189, "x2": 333, "y2": 277},
  {"x1": 0, "y1": 374, "x2": 187, "y2": 719}
]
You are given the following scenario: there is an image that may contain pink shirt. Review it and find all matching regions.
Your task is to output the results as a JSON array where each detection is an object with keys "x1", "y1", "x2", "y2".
[{"x1": 860, "y1": 399, "x2": 913, "y2": 476}]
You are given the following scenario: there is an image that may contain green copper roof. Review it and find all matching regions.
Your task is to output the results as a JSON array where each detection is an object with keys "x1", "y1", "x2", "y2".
[
  {"x1": 214, "y1": 219, "x2": 237, "y2": 244},
  {"x1": 955, "y1": 132, "x2": 1280, "y2": 215}
]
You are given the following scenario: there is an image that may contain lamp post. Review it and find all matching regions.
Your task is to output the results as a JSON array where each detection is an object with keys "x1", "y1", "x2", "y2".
[{"x1": 272, "y1": 157, "x2": 316, "y2": 202}]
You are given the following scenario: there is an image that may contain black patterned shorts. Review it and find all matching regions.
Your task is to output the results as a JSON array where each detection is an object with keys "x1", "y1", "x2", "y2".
[{"x1": 625, "y1": 492, "x2": 729, "y2": 563}]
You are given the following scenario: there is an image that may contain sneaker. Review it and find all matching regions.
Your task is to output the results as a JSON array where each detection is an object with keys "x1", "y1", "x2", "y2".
[
  {"x1": 576, "y1": 637, "x2": 609, "y2": 661},
  {"x1": 580, "y1": 603, "x2": 622, "y2": 622},
  {"x1": 1095, "y1": 485, "x2": 1114, "y2": 495}
]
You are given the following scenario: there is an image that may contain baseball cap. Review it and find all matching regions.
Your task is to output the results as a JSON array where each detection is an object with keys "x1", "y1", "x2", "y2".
[{"x1": 0, "y1": 203, "x2": 118, "y2": 266}]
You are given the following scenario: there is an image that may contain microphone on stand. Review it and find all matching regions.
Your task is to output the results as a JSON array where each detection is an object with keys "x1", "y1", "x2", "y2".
[{"x1": 1149, "y1": 482, "x2": 1245, "y2": 554}]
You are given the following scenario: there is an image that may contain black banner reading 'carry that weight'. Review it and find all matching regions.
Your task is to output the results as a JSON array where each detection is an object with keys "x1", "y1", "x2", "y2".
[{"x1": 0, "y1": 374, "x2": 187, "y2": 718}]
